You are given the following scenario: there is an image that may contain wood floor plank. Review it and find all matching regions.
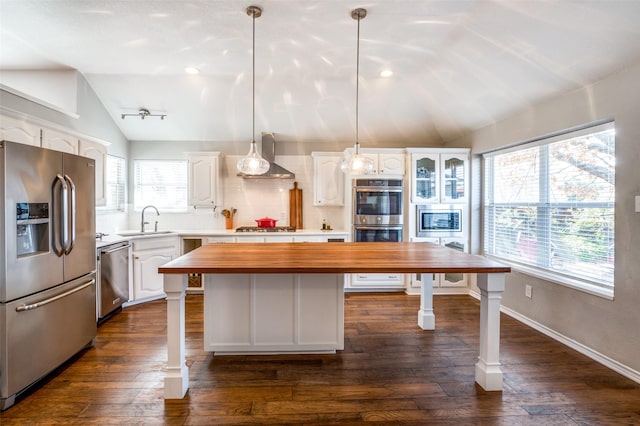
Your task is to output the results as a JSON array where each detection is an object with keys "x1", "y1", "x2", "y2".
[{"x1": 2, "y1": 293, "x2": 639, "y2": 425}]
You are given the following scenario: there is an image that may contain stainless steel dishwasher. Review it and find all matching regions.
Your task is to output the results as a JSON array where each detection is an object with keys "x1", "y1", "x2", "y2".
[{"x1": 97, "y1": 241, "x2": 130, "y2": 322}]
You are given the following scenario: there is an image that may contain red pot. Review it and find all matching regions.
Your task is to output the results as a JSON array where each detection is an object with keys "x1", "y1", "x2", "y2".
[{"x1": 255, "y1": 217, "x2": 278, "y2": 228}]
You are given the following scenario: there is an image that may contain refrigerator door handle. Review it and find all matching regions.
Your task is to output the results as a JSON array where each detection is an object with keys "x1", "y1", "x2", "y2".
[
  {"x1": 64, "y1": 174, "x2": 76, "y2": 254},
  {"x1": 15, "y1": 279, "x2": 95, "y2": 312},
  {"x1": 52, "y1": 174, "x2": 69, "y2": 256}
]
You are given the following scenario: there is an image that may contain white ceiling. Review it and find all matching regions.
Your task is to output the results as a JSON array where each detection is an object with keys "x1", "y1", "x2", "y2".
[{"x1": 2, "y1": 0, "x2": 640, "y2": 146}]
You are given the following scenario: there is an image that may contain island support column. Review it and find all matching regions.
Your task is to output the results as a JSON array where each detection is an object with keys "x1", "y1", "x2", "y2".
[
  {"x1": 418, "y1": 273, "x2": 435, "y2": 330},
  {"x1": 475, "y1": 272, "x2": 506, "y2": 391},
  {"x1": 163, "y1": 274, "x2": 189, "y2": 398}
]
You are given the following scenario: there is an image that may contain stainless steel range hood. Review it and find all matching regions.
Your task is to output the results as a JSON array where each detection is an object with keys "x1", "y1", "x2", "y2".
[{"x1": 238, "y1": 132, "x2": 295, "y2": 179}]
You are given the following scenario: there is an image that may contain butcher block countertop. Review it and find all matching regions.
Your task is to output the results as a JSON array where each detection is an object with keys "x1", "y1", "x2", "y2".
[{"x1": 158, "y1": 242, "x2": 511, "y2": 275}]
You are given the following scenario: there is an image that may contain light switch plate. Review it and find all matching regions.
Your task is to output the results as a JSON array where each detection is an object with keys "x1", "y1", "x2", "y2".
[{"x1": 636, "y1": 196, "x2": 640, "y2": 213}]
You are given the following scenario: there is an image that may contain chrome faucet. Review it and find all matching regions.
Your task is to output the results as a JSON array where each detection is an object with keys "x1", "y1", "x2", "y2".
[{"x1": 140, "y1": 205, "x2": 160, "y2": 232}]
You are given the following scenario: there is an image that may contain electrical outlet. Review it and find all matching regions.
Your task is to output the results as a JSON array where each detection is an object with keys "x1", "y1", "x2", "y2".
[{"x1": 525, "y1": 284, "x2": 533, "y2": 299}]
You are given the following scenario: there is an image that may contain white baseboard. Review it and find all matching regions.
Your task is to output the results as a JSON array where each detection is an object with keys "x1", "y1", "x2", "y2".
[{"x1": 469, "y1": 289, "x2": 640, "y2": 385}]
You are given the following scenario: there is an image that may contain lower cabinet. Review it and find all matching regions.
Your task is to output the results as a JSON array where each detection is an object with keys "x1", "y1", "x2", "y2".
[
  {"x1": 131, "y1": 236, "x2": 178, "y2": 301},
  {"x1": 349, "y1": 273, "x2": 405, "y2": 290}
]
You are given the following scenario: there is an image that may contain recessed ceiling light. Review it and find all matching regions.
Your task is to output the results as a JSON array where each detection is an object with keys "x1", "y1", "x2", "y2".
[
  {"x1": 380, "y1": 69, "x2": 393, "y2": 78},
  {"x1": 185, "y1": 67, "x2": 200, "y2": 75}
]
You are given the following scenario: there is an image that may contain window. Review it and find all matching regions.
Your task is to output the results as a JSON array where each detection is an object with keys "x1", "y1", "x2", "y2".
[
  {"x1": 483, "y1": 122, "x2": 615, "y2": 294},
  {"x1": 134, "y1": 160, "x2": 188, "y2": 211},
  {"x1": 104, "y1": 155, "x2": 126, "y2": 212}
]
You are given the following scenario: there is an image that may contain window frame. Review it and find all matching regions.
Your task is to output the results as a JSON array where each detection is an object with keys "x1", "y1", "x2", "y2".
[
  {"x1": 482, "y1": 121, "x2": 615, "y2": 299},
  {"x1": 100, "y1": 154, "x2": 126, "y2": 213}
]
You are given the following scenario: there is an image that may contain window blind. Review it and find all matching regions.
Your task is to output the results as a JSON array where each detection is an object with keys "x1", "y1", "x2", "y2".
[
  {"x1": 105, "y1": 155, "x2": 126, "y2": 212},
  {"x1": 134, "y1": 160, "x2": 188, "y2": 211},
  {"x1": 483, "y1": 122, "x2": 615, "y2": 287}
]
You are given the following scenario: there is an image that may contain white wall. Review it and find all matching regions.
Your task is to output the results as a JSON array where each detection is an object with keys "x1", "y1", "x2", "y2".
[{"x1": 451, "y1": 61, "x2": 640, "y2": 375}]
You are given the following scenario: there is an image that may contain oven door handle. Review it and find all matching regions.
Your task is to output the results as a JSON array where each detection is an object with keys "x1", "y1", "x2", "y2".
[
  {"x1": 15, "y1": 280, "x2": 95, "y2": 312},
  {"x1": 354, "y1": 226, "x2": 403, "y2": 230},
  {"x1": 355, "y1": 188, "x2": 403, "y2": 193}
]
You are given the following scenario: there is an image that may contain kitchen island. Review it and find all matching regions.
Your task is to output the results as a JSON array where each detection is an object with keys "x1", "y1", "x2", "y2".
[{"x1": 159, "y1": 242, "x2": 510, "y2": 398}]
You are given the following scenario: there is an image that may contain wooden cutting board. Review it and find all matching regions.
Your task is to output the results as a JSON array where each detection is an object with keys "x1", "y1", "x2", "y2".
[{"x1": 289, "y1": 181, "x2": 303, "y2": 229}]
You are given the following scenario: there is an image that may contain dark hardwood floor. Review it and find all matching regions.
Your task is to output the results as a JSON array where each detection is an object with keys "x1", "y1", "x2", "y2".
[{"x1": 2, "y1": 293, "x2": 639, "y2": 425}]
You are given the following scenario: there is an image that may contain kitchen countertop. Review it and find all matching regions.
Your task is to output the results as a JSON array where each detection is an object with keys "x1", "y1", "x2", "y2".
[
  {"x1": 96, "y1": 229, "x2": 349, "y2": 249},
  {"x1": 159, "y1": 241, "x2": 510, "y2": 274}
]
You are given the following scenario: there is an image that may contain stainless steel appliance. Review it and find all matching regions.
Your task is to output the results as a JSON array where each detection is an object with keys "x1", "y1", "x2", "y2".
[
  {"x1": 97, "y1": 241, "x2": 130, "y2": 322},
  {"x1": 352, "y1": 178, "x2": 403, "y2": 242},
  {"x1": 416, "y1": 204, "x2": 464, "y2": 238},
  {"x1": 1, "y1": 141, "x2": 97, "y2": 410}
]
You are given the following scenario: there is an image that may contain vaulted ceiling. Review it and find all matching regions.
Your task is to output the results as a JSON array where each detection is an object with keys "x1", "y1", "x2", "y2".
[{"x1": 2, "y1": 0, "x2": 640, "y2": 146}]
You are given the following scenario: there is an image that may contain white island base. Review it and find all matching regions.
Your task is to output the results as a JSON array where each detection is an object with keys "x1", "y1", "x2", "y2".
[{"x1": 203, "y1": 273, "x2": 345, "y2": 354}]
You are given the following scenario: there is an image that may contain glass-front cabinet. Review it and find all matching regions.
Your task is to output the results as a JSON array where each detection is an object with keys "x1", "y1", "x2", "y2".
[
  {"x1": 413, "y1": 153, "x2": 439, "y2": 202},
  {"x1": 410, "y1": 150, "x2": 469, "y2": 204},
  {"x1": 441, "y1": 154, "x2": 466, "y2": 203}
]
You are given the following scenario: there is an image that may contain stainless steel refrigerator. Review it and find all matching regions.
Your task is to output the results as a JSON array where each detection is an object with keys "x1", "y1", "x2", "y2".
[{"x1": 0, "y1": 140, "x2": 97, "y2": 410}]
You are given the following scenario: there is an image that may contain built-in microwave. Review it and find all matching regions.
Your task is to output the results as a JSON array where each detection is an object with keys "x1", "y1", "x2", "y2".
[{"x1": 416, "y1": 205, "x2": 464, "y2": 237}]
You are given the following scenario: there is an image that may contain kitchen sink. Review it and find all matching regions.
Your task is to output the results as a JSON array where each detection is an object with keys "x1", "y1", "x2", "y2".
[{"x1": 117, "y1": 230, "x2": 174, "y2": 237}]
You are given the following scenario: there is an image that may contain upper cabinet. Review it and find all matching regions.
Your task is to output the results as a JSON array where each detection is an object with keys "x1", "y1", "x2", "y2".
[
  {"x1": 312, "y1": 152, "x2": 344, "y2": 206},
  {"x1": 347, "y1": 149, "x2": 405, "y2": 176},
  {"x1": 188, "y1": 152, "x2": 222, "y2": 208},
  {"x1": 0, "y1": 114, "x2": 40, "y2": 146},
  {"x1": 41, "y1": 127, "x2": 79, "y2": 154},
  {"x1": 377, "y1": 152, "x2": 405, "y2": 175},
  {"x1": 79, "y1": 139, "x2": 107, "y2": 206},
  {"x1": 409, "y1": 149, "x2": 469, "y2": 204}
]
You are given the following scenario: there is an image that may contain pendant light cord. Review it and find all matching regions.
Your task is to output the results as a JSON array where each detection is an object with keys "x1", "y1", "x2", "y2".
[
  {"x1": 252, "y1": 9, "x2": 256, "y2": 145},
  {"x1": 355, "y1": 11, "x2": 361, "y2": 154}
]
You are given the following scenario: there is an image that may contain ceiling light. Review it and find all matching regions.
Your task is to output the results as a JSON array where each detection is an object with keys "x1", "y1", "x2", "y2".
[
  {"x1": 380, "y1": 69, "x2": 393, "y2": 78},
  {"x1": 121, "y1": 108, "x2": 166, "y2": 120},
  {"x1": 184, "y1": 67, "x2": 200, "y2": 74},
  {"x1": 237, "y1": 5, "x2": 270, "y2": 176},
  {"x1": 342, "y1": 8, "x2": 375, "y2": 175}
]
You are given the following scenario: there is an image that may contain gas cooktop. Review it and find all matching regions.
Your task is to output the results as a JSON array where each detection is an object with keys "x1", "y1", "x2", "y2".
[{"x1": 235, "y1": 226, "x2": 296, "y2": 233}]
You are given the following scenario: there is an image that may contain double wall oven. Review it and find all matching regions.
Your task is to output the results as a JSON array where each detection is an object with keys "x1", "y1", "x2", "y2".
[{"x1": 352, "y1": 178, "x2": 403, "y2": 242}]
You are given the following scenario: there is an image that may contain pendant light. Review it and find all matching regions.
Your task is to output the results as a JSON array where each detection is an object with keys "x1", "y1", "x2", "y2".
[
  {"x1": 237, "y1": 5, "x2": 270, "y2": 176},
  {"x1": 341, "y1": 8, "x2": 375, "y2": 175}
]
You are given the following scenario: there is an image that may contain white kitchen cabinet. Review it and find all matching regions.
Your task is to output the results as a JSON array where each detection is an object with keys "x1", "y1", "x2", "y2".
[
  {"x1": 377, "y1": 152, "x2": 405, "y2": 175},
  {"x1": 407, "y1": 237, "x2": 467, "y2": 294},
  {"x1": 350, "y1": 273, "x2": 405, "y2": 290},
  {"x1": 188, "y1": 152, "x2": 222, "y2": 208},
  {"x1": 408, "y1": 148, "x2": 469, "y2": 204},
  {"x1": 41, "y1": 127, "x2": 79, "y2": 154},
  {"x1": 0, "y1": 114, "x2": 40, "y2": 146},
  {"x1": 312, "y1": 152, "x2": 344, "y2": 206},
  {"x1": 131, "y1": 236, "x2": 178, "y2": 301},
  {"x1": 79, "y1": 138, "x2": 107, "y2": 206},
  {"x1": 346, "y1": 149, "x2": 406, "y2": 176}
]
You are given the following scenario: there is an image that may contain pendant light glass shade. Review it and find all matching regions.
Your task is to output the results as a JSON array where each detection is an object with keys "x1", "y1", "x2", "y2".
[
  {"x1": 237, "y1": 5, "x2": 269, "y2": 176},
  {"x1": 340, "y1": 143, "x2": 375, "y2": 174},
  {"x1": 237, "y1": 140, "x2": 270, "y2": 174},
  {"x1": 342, "y1": 8, "x2": 375, "y2": 175}
]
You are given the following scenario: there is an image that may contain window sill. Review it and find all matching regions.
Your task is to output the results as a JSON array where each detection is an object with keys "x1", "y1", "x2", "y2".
[{"x1": 486, "y1": 256, "x2": 614, "y2": 300}]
